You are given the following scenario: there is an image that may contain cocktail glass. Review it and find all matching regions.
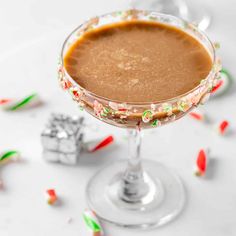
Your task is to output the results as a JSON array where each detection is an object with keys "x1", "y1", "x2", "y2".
[{"x1": 59, "y1": 10, "x2": 220, "y2": 229}]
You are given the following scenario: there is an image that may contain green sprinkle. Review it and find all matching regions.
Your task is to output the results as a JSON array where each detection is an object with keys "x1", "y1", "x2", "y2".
[{"x1": 152, "y1": 120, "x2": 160, "y2": 127}]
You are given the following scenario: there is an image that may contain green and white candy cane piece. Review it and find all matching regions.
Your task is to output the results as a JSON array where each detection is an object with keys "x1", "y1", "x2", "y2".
[
  {"x1": 83, "y1": 209, "x2": 103, "y2": 235},
  {"x1": 142, "y1": 110, "x2": 154, "y2": 123},
  {"x1": 0, "y1": 150, "x2": 20, "y2": 164},
  {"x1": 1, "y1": 93, "x2": 40, "y2": 111}
]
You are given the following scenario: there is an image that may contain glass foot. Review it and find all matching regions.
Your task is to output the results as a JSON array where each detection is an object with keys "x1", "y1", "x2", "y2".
[{"x1": 86, "y1": 159, "x2": 185, "y2": 229}]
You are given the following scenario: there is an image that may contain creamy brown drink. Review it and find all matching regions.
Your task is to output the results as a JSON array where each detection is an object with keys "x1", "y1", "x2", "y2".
[{"x1": 64, "y1": 21, "x2": 212, "y2": 103}]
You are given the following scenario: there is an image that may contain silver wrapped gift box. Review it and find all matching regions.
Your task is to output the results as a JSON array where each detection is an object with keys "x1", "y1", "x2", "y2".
[{"x1": 41, "y1": 113, "x2": 84, "y2": 165}]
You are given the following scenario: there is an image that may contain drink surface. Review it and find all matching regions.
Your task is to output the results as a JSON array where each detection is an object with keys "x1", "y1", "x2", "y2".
[{"x1": 64, "y1": 21, "x2": 212, "y2": 103}]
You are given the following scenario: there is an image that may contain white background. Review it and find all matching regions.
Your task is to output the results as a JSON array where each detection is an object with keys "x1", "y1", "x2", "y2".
[{"x1": 0, "y1": 0, "x2": 236, "y2": 235}]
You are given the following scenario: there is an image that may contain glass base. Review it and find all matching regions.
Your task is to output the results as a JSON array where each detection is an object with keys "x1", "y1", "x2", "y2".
[{"x1": 86, "y1": 159, "x2": 185, "y2": 229}]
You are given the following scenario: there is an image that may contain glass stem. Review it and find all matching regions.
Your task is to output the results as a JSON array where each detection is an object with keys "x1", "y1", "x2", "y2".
[{"x1": 119, "y1": 129, "x2": 150, "y2": 203}]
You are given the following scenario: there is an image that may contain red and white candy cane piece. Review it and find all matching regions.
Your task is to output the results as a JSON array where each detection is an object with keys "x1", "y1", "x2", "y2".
[
  {"x1": 195, "y1": 149, "x2": 208, "y2": 177},
  {"x1": 217, "y1": 120, "x2": 229, "y2": 135},
  {"x1": 45, "y1": 189, "x2": 58, "y2": 205},
  {"x1": 189, "y1": 111, "x2": 204, "y2": 121},
  {"x1": 89, "y1": 135, "x2": 114, "y2": 152}
]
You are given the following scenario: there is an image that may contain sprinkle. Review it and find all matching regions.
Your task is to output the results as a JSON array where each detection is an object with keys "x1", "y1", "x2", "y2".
[
  {"x1": 83, "y1": 209, "x2": 103, "y2": 235},
  {"x1": 217, "y1": 120, "x2": 229, "y2": 135},
  {"x1": 195, "y1": 149, "x2": 208, "y2": 177},
  {"x1": 70, "y1": 87, "x2": 81, "y2": 101},
  {"x1": 0, "y1": 93, "x2": 41, "y2": 111},
  {"x1": 189, "y1": 112, "x2": 204, "y2": 121},
  {"x1": 152, "y1": 119, "x2": 161, "y2": 127},
  {"x1": 118, "y1": 108, "x2": 127, "y2": 112},
  {"x1": 60, "y1": 79, "x2": 72, "y2": 90},
  {"x1": 93, "y1": 100, "x2": 104, "y2": 118},
  {"x1": 177, "y1": 100, "x2": 190, "y2": 112},
  {"x1": 142, "y1": 110, "x2": 153, "y2": 123},
  {"x1": 0, "y1": 150, "x2": 20, "y2": 164},
  {"x1": 89, "y1": 135, "x2": 114, "y2": 152},
  {"x1": 101, "y1": 107, "x2": 110, "y2": 117},
  {"x1": 45, "y1": 189, "x2": 58, "y2": 205}
]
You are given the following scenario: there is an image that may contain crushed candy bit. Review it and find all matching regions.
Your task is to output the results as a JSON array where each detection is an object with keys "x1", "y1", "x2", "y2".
[
  {"x1": 89, "y1": 135, "x2": 114, "y2": 152},
  {"x1": 189, "y1": 111, "x2": 204, "y2": 121},
  {"x1": 83, "y1": 209, "x2": 103, "y2": 235},
  {"x1": 46, "y1": 189, "x2": 58, "y2": 205},
  {"x1": 217, "y1": 120, "x2": 229, "y2": 135},
  {"x1": 195, "y1": 149, "x2": 208, "y2": 177}
]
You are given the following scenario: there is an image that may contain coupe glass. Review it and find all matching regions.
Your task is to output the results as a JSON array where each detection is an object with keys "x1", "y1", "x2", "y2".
[{"x1": 58, "y1": 10, "x2": 220, "y2": 229}]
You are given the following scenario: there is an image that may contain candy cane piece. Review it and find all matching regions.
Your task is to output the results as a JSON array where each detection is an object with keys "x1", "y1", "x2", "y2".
[
  {"x1": 83, "y1": 209, "x2": 103, "y2": 236},
  {"x1": 0, "y1": 150, "x2": 20, "y2": 164},
  {"x1": 189, "y1": 112, "x2": 204, "y2": 121},
  {"x1": 89, "y1": 135, "x2": 114, "y2": 152},
  {"x1": 45, "y1": 189, "x2": 58, "y2": 205},
  {"x1": 195, "y1": 149, "x2": 208, "y2": 177},
  {"x1": 211, "y1": 80, "x2": 223, "y2": 94},
  {"x1": 0, "y1": 93, "x2": 40, "y2": 111},
  {"x1": 217, "y1": 120, "x2": 229, "y2": 135}
]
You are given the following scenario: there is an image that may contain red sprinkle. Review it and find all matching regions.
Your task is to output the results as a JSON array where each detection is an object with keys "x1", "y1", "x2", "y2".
[
  {"x1": 218, "y1": 120, "x2": 229, "y2": 135},
  {"x1": 195, "y1": 149, "x2": 207, "y2": 176},
  {"x1": 118, "y1": 108, "x2": 127, "y2": 112},
  {"x1": 90, "y1": 135, "x2": 114, "y2": 152},
  {"x1": 0, "y1": 99, "x2": 11, "y2": 105},
  {"x1": 211, "y1": 80, "x2": 223, "y2": 93},
  {"x1": 189, "y1": 112, "x2": 204, "y2": 121}
]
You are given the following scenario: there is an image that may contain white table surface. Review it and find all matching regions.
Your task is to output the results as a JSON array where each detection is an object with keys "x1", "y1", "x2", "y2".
[{"x1": 0, "y1": 0, "x2": 236, "y2": 235}]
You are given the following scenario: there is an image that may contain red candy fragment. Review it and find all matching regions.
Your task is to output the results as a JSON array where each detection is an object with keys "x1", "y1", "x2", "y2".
[
  {"x1": 0, "y1": 99, "x2": 11, "y2": 105},
  {"x1": 195, "y1": 149, "x2": 207, "y2": 176},
  {"x1": 90, "y1": 135, "x2": 114, "y2": 152},
  {"x1": 46, "y1": 189, "x2": 57, "y2": 205},
  {"x1": 211, "y1": 80, "x2": 223, "y2": 93},
  {"x1": 189, "y1": 112, "x2": 204, "y2": 121},
  {"x1": 218, "y1": 120, "x2": 229, "y2": 135}
]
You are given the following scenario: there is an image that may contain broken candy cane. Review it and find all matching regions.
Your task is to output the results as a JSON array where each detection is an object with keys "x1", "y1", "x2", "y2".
[
  {"x1": 83, "y1": 209, "x2": 103, "y2": 236},
  {"x1": 195, "y1": 149, "x2": 208, "y2": 177},
  {"x1": 0, "y1": 93, "x2": 41, "y2": 111},
  {"x1": 89, "y1": 135, "x2": 114, "y2": 152},
  {"x1": 189, "y1": 111, "x2": 204, "y2": 121},
  {"x1": 45, "y1": 189, "x2": 58, "y2": 205},
  {"x1": 0, "y1": 150, "x2": 20, "y2": 164},
  {"x1": 217, "y1": 120, "x2": 229, "y2": 135}
]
